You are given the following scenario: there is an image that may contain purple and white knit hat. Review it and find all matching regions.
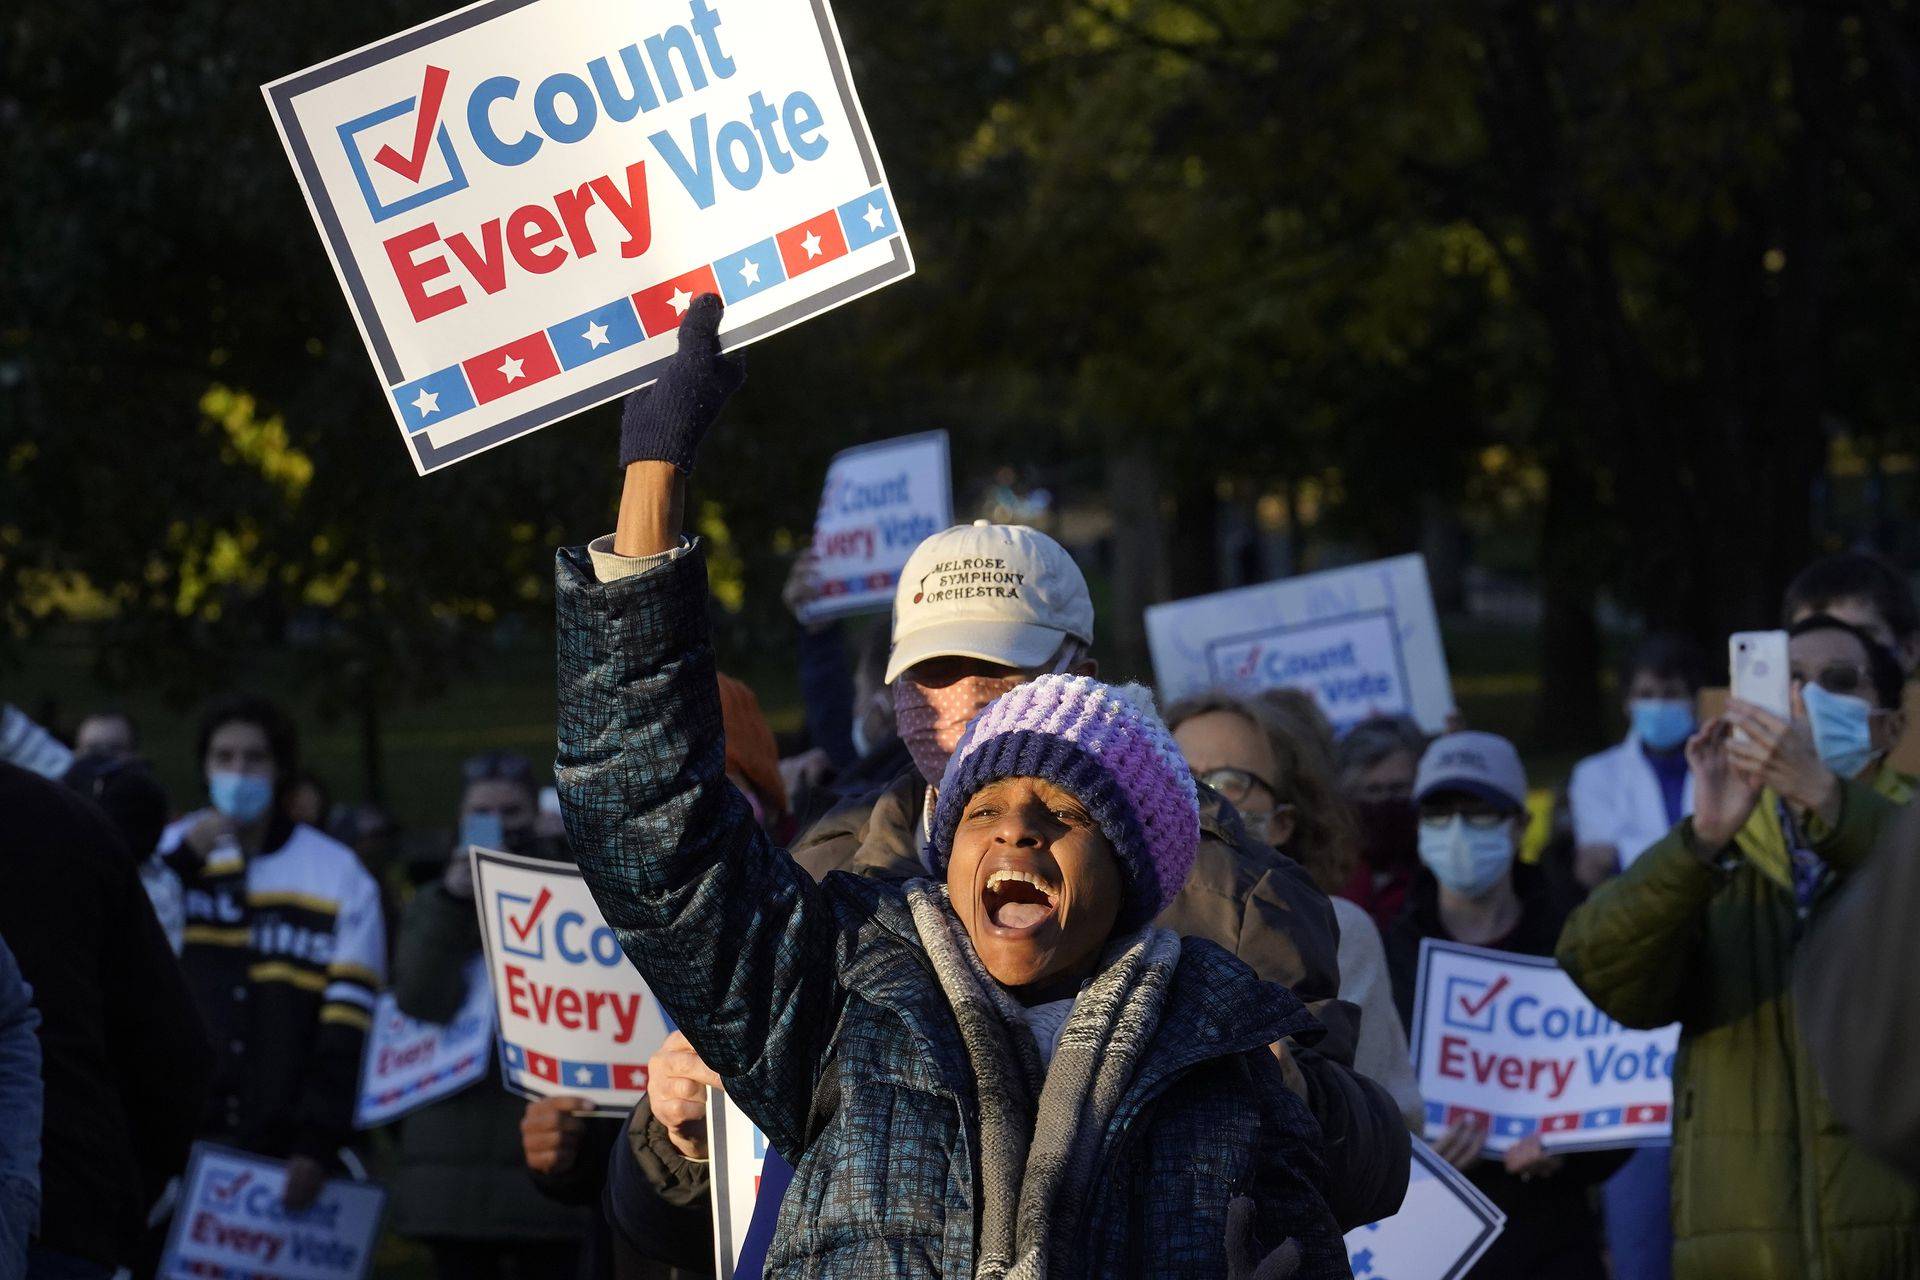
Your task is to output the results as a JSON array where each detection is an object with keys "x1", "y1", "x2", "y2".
[{"x1": 927, "y1": 674, "x2": 1200, "y2": 930}]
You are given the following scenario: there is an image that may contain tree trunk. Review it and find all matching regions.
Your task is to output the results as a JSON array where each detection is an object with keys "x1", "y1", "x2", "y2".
[
  {"x1": 1104, "y1": 443, "x2": 1169, "y2": 682},
  {"x1": 1536, "y1": 454, "x2": 1604, "y2": 748}
]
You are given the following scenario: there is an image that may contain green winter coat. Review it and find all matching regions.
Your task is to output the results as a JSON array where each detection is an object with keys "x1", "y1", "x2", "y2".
[{"x1": 1557, "y1": 768, "x2": 1920, "y2": 1280}]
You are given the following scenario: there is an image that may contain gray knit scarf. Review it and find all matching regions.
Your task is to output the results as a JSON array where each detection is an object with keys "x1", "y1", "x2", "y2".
[{"x1": 904, "y1": 881, "x2": 1183, "y2": 1280}]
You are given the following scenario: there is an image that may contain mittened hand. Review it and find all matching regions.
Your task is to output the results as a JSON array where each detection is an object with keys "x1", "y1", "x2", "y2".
[{"x1": 618, "y1": 293, "x2": 746, "y2": 471}]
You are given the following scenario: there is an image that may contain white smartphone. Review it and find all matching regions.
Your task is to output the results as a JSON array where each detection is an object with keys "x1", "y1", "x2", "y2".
[{"x1": 1730, "y1": 630, "x2": 1792, "y2": 721}]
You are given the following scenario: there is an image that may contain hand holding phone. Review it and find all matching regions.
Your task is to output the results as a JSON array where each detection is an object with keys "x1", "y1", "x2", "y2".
[{"x1": 1730, "y1": 631, "x2": 1792, "y2": 722}]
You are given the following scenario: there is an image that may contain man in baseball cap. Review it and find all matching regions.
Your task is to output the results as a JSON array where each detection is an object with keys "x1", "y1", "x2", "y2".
[
  {"x1": 880, "y1": 521, "x2": 1097, "y2": 787},
  {"x1": 786, "y1": 520, "x2": 1409, "y2": 1227}
]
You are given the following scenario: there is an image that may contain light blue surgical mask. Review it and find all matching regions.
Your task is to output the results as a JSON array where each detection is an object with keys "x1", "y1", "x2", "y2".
[
  {"x1": 208, "y1": 771, "x2": 274, "y2": 824},
  {"x1": 1630, "y1": 698, "x2": 1695, "y2": 753},
  {"x1": 1418, "y1": 816, "x2": 1515, "y2": 898},
  {"x1": 460, "y1": 811, "x2": 506, "y2": 851},
  {"x1": 1802, "y1": 682, "x2": 1879, "y2": 780}
]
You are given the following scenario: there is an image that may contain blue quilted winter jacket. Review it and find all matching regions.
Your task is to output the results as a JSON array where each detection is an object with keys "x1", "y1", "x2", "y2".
[{"x1": 554, "y1": 542, "x2": 1352, "y2": 1278}]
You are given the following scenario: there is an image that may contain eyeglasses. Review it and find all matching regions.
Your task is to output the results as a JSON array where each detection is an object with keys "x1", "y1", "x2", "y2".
[
  {"x1": 1198, "y1": 766, "x2": 1279, "y2": 808},
  {"x1": 1236, "y1": 803, "x2": 1296, "y2": 845},
  {"x1": 462, "y1": 751, "x2": 536, "y2": 785},
  {"x1": 1790, "y1": 663, "x2": 1872, "y2": 699},
  {"x1": 1419, "y1": 808, "x2": 1511, "y2": 830}
]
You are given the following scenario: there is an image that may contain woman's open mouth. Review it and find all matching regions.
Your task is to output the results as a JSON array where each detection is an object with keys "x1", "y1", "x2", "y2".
[{"x1": 982, "y1": 868, "x2": 1060, "y2": 933}]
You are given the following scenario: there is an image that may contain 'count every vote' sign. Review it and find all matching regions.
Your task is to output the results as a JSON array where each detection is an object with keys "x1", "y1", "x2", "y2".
[{"x1": 264, "y1": 0, "x2": 912, "y2": 473}]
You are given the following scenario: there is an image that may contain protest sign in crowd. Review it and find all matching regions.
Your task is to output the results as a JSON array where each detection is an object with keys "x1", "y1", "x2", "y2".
[{"x1": 4, "y1": 0, "x2": 1919, "y2": 1278}]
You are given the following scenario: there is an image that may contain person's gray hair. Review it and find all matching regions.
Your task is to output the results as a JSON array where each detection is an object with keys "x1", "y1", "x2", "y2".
[{"x1": 1334, "y1": 716, "x2": 1430, "y2": 783}]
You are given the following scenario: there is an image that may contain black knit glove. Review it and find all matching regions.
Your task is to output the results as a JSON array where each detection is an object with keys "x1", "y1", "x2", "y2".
[
  {"x1": 618, "y1": 293, "x2": 745, "y2": 471},
  {"x1": 1225, "y1": 1196, "x2": 1302, "y2": 1280}
]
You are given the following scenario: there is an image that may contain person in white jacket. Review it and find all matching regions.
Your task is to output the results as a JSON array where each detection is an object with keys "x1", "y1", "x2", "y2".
[
  {"x1": 1565, "y1": 632, "x2": 1706, "y2": 1280},
  {"x1": 1567, "y1": 634, "x2": 1707, "y2": 890}
]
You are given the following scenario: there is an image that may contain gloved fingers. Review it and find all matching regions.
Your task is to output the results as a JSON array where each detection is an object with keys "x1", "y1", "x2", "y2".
[{"x1": 679, "y1": 293, "x2": 726, "y2": 353}]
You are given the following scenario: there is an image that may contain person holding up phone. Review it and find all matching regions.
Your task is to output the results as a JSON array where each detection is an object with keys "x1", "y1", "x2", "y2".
[{"x1": 1557, "y1": 612, "x2": 1920, "y2": 1280}]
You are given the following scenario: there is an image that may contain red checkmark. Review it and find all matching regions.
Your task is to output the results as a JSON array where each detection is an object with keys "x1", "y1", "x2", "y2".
[
  {"x1": 374, "y1": 65, "x2": 450, "y2": 183},
  {"x1": 1457, "y1": 975, "x2": 1510, "y2": 1020},
  {"x1": 509, "y1": 887, "x2": 552, "y2": 942}
]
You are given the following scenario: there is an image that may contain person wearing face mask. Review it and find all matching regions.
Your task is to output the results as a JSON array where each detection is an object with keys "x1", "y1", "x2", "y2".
[
  {"x1": 1568, "y1": 635, "x2": 1706, "y2": 893},
  {"x1": 157, "y1": 694, "x2": 387, "y2": 1213},
  {"x1": 1558, "y1": 613, "x2": 1920, "y2": 1279},
  {"x1": 1334, "y1": 717, "x2": 1429, "y2": 936},
  {"x1": 388, "y1": 751, "x2": 592, "y2": 1280},
  {"x1": 1563, "y1": 635, "x2": 1705, "y2": 1280},
  {"x1": 1385, "y1": 732, "x2": 1622, "y2": 1280}
]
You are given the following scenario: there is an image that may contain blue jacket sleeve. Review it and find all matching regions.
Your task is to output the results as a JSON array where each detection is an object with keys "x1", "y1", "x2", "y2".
[{"x1": 554, "y1": 542, "x2": 852, "y2": 1157}]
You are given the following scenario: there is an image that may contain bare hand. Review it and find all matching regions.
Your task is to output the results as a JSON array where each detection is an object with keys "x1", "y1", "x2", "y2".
[
  {"x1": 1724, "y1": 695, "x2": 1841, "y2": 824},
  {"x1": 186, "y1": 810, "x2": 235, "y2": 858},
  {"x1": 1433, "y1": 1117, "x2": 1487, "y2": 1170},
  {"x1": 441, "y1": 847, "x2": 475, "y2": 900},
  {"x1": 780, "y1": 748, "x2": 834, "y2": 799},
  {"x1": 647, "y1": 1030, "x2": 725, "y2": 1161},
  {"x1": 281, "y1": 1155, "x2": 327, "y2": 1210},
  {"x1": 1501, "y1": 1134, "x2": 1564, "y2": 1181},
  {"x1": 520, "y1": 1095, "x2": 590, "y2": 1176},
  {"x1": 1268, "y1": 1041, "x2": 1308, "y2": 1099},
  {"x1": 782, "y1": 551, "x2": 826, "y2": 629},
  {"x1": 1686, "y1": 717, "x2": 1765, "y2": 851}
]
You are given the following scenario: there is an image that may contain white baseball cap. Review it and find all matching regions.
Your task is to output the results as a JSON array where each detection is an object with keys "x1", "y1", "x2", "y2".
[
  {"x1": 884, "y1": 521, "x2": 1094, "y2": 683},
  {"x1": 1414, "y1": 731, "x2": 1529, "y2": 812}
]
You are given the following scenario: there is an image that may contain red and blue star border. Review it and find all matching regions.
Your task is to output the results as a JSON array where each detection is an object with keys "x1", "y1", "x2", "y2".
[{"x1": 391, "y1": 187, "x2": 898, "y2": 435}]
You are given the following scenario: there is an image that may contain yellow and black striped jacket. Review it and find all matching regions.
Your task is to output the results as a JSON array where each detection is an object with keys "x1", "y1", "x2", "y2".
[{"x1": 163, "y1": 813, "x2": 386, "y2": 1160}]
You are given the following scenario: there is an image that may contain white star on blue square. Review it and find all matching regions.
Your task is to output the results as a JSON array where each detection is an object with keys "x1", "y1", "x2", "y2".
[{"x1": 716, "y1": 238, "x2": 786, "y2": 304}]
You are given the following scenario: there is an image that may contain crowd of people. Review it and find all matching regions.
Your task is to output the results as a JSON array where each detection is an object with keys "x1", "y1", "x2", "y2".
[{"x1": 1, "y1": 298, "x2": 1916, "y2": 1279}]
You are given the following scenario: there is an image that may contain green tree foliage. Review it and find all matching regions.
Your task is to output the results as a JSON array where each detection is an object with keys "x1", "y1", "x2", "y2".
[{"x1": 5, "y1": 0, "x2": 1918, "y2": 765}]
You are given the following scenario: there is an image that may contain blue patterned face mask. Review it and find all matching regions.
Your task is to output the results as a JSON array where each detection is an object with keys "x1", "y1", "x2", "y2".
[
  {"x1": 1802, "y1": 682, "x2": 1879, "y2": 780},
  {"x1": 208, "y1": 770, "x2": 274, "y2": 823},
  {"x1": 1630, "y1": 699, "x2": 1695, "y2": 752}
]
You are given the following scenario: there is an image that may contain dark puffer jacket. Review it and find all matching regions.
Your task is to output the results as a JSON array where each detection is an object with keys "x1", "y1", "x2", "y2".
[{"x1": 553, "y1": 542, "x2": 1351, "y2": 1278}]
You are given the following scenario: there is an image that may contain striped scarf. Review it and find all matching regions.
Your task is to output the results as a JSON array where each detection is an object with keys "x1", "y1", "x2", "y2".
[{"x1": 904, "y1": 881, "x2": 1182, "y2": 1280}]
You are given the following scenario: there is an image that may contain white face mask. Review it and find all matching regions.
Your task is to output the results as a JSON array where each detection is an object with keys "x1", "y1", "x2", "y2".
[{"x1": 1418, "y1": 816, "x2": 1515, "y2": 898}]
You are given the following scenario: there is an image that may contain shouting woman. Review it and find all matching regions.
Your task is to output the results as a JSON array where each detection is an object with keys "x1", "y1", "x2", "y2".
[{"x1": 551, "y1": 296, "x2": 1350, "y2": 1278}]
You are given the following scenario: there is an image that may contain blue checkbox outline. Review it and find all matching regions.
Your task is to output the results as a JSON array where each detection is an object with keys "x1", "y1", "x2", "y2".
[
  {"x1": 1441, "y1": 974, "x2": 1498, "y2": 1032},
  {"x1": 495, "y1": 890, "x2": 544, "y2": 960},
  {"x1": 337, "y1": 95, "x2": 469, "y2": 224}
]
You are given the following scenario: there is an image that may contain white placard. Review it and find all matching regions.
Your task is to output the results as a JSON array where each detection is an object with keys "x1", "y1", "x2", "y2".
[
  {"x1": 1343, "y1": 1140, "x2": 1505, "y2": 1280},
  {"x1": 158, "y1": 1143, "x2": 386, "y2": 1280},
  {"x1": 1145, "y1": 554, "x2": 1454, "y2": 733},
  {"x1": 707, "y1": 1089, "x2": 772, "y2": 1278},
  {"x1": 262, "y1": 0, "x2": 912, "y2": 473},
  {"x1": 1410, "y1": 939, "x2": 1679, "y2": 1155},
  {"x1": 471, "y1": 847, "x2": 673, "y2": 1115},
  {"x1": 354, "y1": 954, "x2": 494, "y2": 1128},
  {"x1": 799, "y1": 430, "x2": 952, "y2": 623}
]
